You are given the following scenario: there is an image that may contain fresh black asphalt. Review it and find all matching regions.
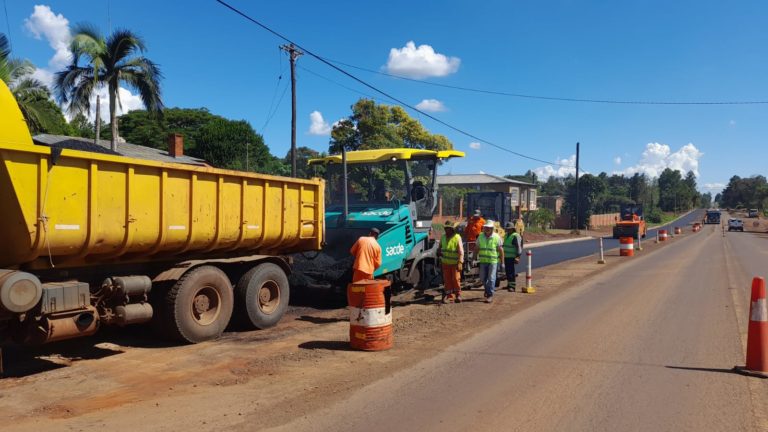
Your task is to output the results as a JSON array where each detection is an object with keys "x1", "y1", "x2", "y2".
[{"x1": 528, "y1": 209, "x2": 706, "y2": 269}]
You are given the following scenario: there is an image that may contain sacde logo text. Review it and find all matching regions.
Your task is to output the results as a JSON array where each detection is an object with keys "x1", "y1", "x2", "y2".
[{"x1": 385, "y1": 243, "x2": 405, "y2": 257}]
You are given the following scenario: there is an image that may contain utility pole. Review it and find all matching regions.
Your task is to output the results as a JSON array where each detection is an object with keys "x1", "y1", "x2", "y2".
[
  {"x1": 575, "y1": 142, "x2": 580, "y2": 231},
  {"x1": 94, "y1": 95, "x2": 101, "y2": 145},
  {"x1": 281, "y1": 43, "x2": 303, "y2": 177}
]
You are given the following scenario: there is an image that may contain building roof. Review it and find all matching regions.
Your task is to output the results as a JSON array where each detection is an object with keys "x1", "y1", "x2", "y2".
[
  {"x1": 437, "y1": 173, "x2": 537, "y2": 187},
  {"x1": 33, "y1": 134, "x2": 207, "y2": 166}
]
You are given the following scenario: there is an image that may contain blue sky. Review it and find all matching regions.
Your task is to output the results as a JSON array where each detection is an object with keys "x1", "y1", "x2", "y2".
[{"x1": 4, "y1": 1, "x2": 767, "y2": 194}]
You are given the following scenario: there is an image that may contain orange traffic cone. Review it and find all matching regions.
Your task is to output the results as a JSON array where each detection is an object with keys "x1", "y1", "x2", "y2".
[{"x1": 735, "y1": 277, "x2": 768, "y2": 378}]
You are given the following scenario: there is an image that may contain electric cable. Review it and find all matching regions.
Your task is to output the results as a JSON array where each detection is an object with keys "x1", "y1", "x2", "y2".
[{"x1": 215, "y1": 0, "x2": 572, "y2": 167}]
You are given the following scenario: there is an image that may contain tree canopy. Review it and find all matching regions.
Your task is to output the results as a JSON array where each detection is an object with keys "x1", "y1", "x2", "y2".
[
  {"x1": 720, "y1": 175, "x2": 768, "y2": 209},
  {"x1": 330, "y1": 99, "x2": 453, "y2": 153},
  {"x1": 193, "y1": 118, "x2": 286, "y2": 175}
]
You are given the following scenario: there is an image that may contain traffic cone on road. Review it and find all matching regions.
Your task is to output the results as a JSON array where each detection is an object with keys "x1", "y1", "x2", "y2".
[{"x1": 735, "y1": 277, "x2": 768, "y2": 378}]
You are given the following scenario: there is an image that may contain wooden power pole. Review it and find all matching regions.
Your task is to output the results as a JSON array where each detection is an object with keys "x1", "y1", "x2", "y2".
[{"x1": 281, "y1": 43, "x2": 303, "y2": 177}]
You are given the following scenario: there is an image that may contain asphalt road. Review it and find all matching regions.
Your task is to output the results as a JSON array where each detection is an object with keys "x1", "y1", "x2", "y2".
[
  {"x1": 271, "y1": 211, "x2": 767, "y2": 432},
  {"x1": 529, "y1": 209, "x2": 706, "y2": 269}
]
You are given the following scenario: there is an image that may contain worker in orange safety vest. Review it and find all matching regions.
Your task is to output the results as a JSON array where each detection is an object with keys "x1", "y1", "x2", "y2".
[{"x1": 350, "y1": 228, "x2": 382, "y2": 282}]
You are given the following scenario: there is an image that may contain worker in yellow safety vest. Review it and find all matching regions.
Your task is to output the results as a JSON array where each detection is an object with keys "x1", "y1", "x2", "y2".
[
  {"x1": 438, "y1": 220, "x2": 464, "y2": 304},
  {"x1": 473, "y1": 220, "x2": 504, "y2": 303},
  {"x1": 503, "y1": 221, "x2": 523, "y2": 292}
]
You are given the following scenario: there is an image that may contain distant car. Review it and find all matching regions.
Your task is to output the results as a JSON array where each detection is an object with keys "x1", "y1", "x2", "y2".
[
  {"x1": 748, "y1": 209, "x2": 759, "y2": 218},
  {"x1": 728, "y1": 218, "x2": 744, "y2": 232}
]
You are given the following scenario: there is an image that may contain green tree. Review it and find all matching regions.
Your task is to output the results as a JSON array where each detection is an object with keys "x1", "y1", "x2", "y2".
[
  {"x1": 657, "y1": 168, "x2": 682, "y2": 212},
  {"x1": 117, "y1": 107, "x2": 221, "y2": 150},
  {"x1": 330, "y1": 98, "x2": 453, "y2": 153},
  {"x1": 539, "y1": 175, "x2": 565, "y2": 196},
  {"x1": 55, "y1": 25, "x2": 163, "y2": 152},
  {"x1": 564, "y1": 174, "x2": 606, "y2": 229},
  {"x1": 1, "y1": 33, "x2": 68, "y2": 133},
  {"x1": 528, "y1": 208, "x2": 555, "y2": 231},
  {"x1": 193, "y1": 118, "x2": 286, "y2": 175},
  {"x1": 68, "y1": 113, "x2": 95, "y2": 138},
  {"x1": 283, "y1": 146, "x2": 325, "y2": 179}
]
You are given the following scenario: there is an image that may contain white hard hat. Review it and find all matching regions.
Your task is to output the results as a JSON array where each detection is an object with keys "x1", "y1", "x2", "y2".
[{"x1": 483, "y1": 220, "x2": 495, "y2": 228}]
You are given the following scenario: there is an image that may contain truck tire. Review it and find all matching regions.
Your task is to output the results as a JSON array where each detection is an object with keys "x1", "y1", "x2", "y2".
[
  {"x1": 234, "y1": 263, "x2": 289, "y2": 329},
  {"x1": 164, "y1": 265, "x2": 234, "y2": 343}
]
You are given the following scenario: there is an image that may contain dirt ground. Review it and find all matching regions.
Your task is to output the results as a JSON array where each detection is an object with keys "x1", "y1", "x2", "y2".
[{"x1": 0, "y1": 228, "x2": 700, "y2": 432}]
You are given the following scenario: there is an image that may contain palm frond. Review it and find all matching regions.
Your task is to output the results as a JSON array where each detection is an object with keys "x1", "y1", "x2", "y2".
[
  {"x1": 119, "y1": 56, "x2": 164, "y2": 115},
  {"x1": 0, "y1": 33, "x2": 9, "y2": 61},
  {"x1": 70, "y1": 23, "x2": 106, "y2": 68},
  {"x1": 107, "y1": 28, "x2": 146, "y2": 67},
  {"x1": 54, "y1": 65, "x2": 94, "y2": 105}
]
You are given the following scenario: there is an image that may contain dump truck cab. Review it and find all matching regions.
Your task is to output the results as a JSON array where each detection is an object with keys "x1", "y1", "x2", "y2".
[
  {"x1": 612, "y1": 204, "x2": 647, "y2": 239},
  {"x1": 296, "y1": 148, "x2": 464, "y2": 293}
]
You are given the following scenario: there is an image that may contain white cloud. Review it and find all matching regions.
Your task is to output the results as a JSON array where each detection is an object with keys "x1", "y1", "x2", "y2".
[
  {"x1": 469, "y1": 142, "x2": 481, "y2": 150},
  {"x1": 24, "y1": 5, "x2": 72, "y2": 69},
  {"x1": 703, "y1": 183, "x2": 725, "y2": 190},
  {"x1": 308, "y1": 111, "x2": 331, "y2": 135},
  {"x1": 533, "y1": 155, "x2": 578, "y2": 178},
  {"x1": 385, "y1": 41, "x2": 460, "y2": 79},
  {"x1": 31, "y1": 68, "x2": 55, "y2": 88},
  {"x1": 613, "y1": 156, "x2": 622, "y2": 165},
  {"x1": 415, "y1": 99, "x2": 447, "y2": 112},
  {"x1": 621, "y1": 142, "x2": 703, "y2": 178}
]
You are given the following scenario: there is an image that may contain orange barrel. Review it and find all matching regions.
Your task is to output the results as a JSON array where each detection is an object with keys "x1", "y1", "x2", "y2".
[
  {"x1": 659, "y1": 229, "x2": 668, "y2": 241},
  {"x1": 347, "y1": 279, "x2": 393, "y2": 351},
  {"x1": 674, "y1": 227, "x2": 682, "y2": 235},
  {"x1": 619, "y1": 237, "x2": 635, "y2": 256}
]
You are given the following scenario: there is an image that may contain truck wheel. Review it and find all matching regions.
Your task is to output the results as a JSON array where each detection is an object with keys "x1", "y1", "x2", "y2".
[
  {"x1": 164, "y1": 265, "x2": 234, "y2": 343},
  {"x1": 235, "y1": 263, "x2": 289, "y2": 329}
]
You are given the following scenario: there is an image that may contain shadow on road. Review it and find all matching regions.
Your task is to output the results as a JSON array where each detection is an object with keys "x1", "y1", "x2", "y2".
[
  {"x1": 665, "y1": 365, "x2": 741, "y2": 376},
  {"x1": 296, "y1": 315, "x2": 346, "y2": 325},
  {"x1": 298, "y1": 340, "x2": 357, "y2": 351}
]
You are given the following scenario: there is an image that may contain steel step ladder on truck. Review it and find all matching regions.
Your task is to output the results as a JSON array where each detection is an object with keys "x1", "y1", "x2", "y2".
[{"x1": 0, "y1": 80, "x2": 324, "y2": 368}]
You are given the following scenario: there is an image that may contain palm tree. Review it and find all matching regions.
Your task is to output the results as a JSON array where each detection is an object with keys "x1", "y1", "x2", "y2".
[
  {"x1": 55, "y1": 25, "x2": 163, "y2": 151},
  {"x1": 1, "y1": 33, "x2": 62, "y2": 132}
]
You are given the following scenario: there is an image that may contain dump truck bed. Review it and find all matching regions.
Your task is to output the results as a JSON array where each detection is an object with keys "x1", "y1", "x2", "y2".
[{"x1": 0, "y1": 84, "x2": 323, "y2": 270}]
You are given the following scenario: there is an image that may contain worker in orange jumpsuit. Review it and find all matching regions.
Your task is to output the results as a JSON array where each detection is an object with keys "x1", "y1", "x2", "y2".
[
  {"x1": 465, "y1": 209, "x2": 485, "y2": 242},
  {"x1": 350, "y1": 228, "x2": 382, "y2": 282}
]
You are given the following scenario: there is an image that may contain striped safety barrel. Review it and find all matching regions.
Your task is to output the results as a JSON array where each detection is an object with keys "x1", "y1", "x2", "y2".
[
  {"x1": 347, "y1": 279, "x2": 393, "y2": 351},
  {"x1": 619, "y1": 237, "x2": 634, "y2": 257},
  {"x1": 674, "y1": 227, "x2": 682, "y2": 235},
  {"x1": 659, "y1": 229, "x2": 669, "y2": 241}
]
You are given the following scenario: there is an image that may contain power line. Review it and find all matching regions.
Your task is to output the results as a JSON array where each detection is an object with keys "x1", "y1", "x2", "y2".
[
  {"x1": 260, "y1": 79, "x2": 290, "y2": 133},
  {"x1": 325, "y1": 58, "x2": 768, "y2": 106},
  {"x1": 215, "y1": 0, "x2": 572, "y2": 167},
  {"x1": 3, "y1": 0, "x2": 12, "y2": 51},
  {"x1": 297, "y1": 65, "x2": 389, "y2": 103}
]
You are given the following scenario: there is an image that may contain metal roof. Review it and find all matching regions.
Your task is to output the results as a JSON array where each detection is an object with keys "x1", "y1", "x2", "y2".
[
  {"x1": 308, "y1": 148, "x2": 465, "y2": 165},
  {"x1": 33, "y1": 134, "x2": 207, "y2": 166},
  {"x1": 437, "y1": 173, "x2": 537, "y2": 187}
]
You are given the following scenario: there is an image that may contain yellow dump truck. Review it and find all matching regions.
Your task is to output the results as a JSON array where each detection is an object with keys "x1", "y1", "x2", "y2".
[{"x1": 0, "y1": 81, "x2": 324, "y2": 347}]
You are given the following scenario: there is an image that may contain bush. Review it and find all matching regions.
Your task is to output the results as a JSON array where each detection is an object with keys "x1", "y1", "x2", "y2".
[
  {"x1": 528, "y1": 208, "x2": 555, "y2": 230},
  {"x1": 646, "y1": 208, "x2": 662, "y2": 223}
]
